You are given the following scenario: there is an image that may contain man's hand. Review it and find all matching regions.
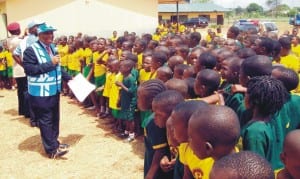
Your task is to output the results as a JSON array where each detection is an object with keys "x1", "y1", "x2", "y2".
[{"x1": 52, "y1": 55, "x2": 60, "y2": 65}]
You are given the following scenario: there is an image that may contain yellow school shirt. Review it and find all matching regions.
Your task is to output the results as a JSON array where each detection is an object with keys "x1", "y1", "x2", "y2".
[
  {"x1": 0, "y1": 51, "x2": 7, "y2": 71},
  {"x1": 178, "y1": 142, "x2": 214, "y2": 179},
  {"x1": 138, "y1": 69, "x2": 152, "y2": 84},
  {"x1": 152, "y1": 34, "x2": 161, "y2": 42},
  {"x1": 110, "y1": 36, "x2": 118, "y2": 42},
  {"x1": 83, "y1": 48, "x2": 93, "y2": 65},
  {"x1": 93, "y1": 51, "x2": 108, "y2": 77},
  {"x1": 179, "y1": 24, "x2": 186, "y2": 33},
  {"x1": 280, "y1": 54, "x2": 299, "y2": 73},
  {"x1": 4, "y1": 50, "x2": 13, "y2": 67},
  {"x1": 206, "y1": 34, "x2": 212, "y2": 43},
  {"x1": 69, "y1": 48, "x2": 84, "y2": 72},
  {"x1": 58, "y1": 44, "x2": 69, "y2": 67},
  {"x1": 117, "y1": 49, "x2": 122, "y2": 60},
  {"x1": 109, "y1": 72, "x2": 123, "y2": 110},
  {"x1": 137, "y1": 53, "x2": 143, "y2": 70},
  {"x1": 292, "y1": 44, "x2": 300, "y2": 57},
  {"x1": 103, "y1": 71, "x2": 113, "y2": 98}
]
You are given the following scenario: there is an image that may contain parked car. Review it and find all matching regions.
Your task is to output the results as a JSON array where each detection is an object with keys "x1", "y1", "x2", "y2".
[
  {"x1": 233, "y1": 21, "x2": 259, "y2": 33},
  {"x1": 233, "y1": 19, "x2": 278, "y2": 34},
  {"x1": 259, "y1": 21, "x2": 279, "y2": 34},
  {"x1": 182, "y1": 17, "x2": 209, "y2": 28}
]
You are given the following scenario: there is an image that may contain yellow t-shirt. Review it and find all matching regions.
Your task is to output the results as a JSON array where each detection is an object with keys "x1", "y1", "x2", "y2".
[
  {"x1": 206, "y1": 34, "x2": 212, "y2": 43},
  {"x1": 110, "y1": 36, "x2": 118, "y2": 42},
  {"x1": 280, "y1": 54, "x2": 299, "y2": 73},
  {"x1": 292, "y1": 44, "x2": 300, "y2": 57},
  {"x1": 152, "y1": 34, "x2": 161, "y2": 42},
  {"x1": 4, "y1": 50, "x2": 13, "y2": 67},
  {"x1": 0, "y1": 51, "x2": 7, "y2": 70},
  {"x1": 179, "y1": 24, "x2": 186, "y2": 33},
  {"x1": 68, "y1": 48, "x2": 84, "y2": 72},
  {"x1": 138, "y1": 69, "x2": 152, "y2": 84},
  {"x1": 83, "y1": 48, "x2": 93, "y2": 65},
  {"x1": 109, "y1": 72, "x2": 123, "y2": 110},
  {"x1": 103, "y1": 72, "x2": 113, "y2": 98},
  {"x1": 57, "y1": 44, "x2": 69, "y2": 67},
  {"x1": 117, "y1": 49, "x2": 122, "y2": 60},
  {"x1": 178, "y1": 142, "x2": 214, "y2": 179},
  {"x1": 93, "y1": 51, "x2": 108, "y2": 77},
  {"x1": 137, "y1": 53, "x2": 143, "y2": 70}
]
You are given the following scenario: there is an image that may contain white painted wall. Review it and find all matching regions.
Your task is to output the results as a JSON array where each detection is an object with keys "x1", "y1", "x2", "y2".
[{"x1": 16, "y1": 0, "x2": 157, "y2": 38}]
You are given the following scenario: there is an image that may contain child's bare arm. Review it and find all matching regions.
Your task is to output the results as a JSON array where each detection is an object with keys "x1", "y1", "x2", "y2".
[
  {"x1": 231, "y1": 84, "x2": 247, "y2": 93},
  {"x1": 115, "y1": 81, "x2": 129, "y2": 91},
  {"x1": 96, "y1": 51, "x2": 108, "y2": 64},
  {"x1": 146, "y1": 148, "x2": 166, "y2": 179},
  {"x1": 183, "y1": 165, "x2": 194, "y2": 179}
]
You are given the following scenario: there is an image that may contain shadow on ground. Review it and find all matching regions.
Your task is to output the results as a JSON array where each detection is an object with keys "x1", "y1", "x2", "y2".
[
  {"x1": 4, "y1": 108, "x2": 18, "y2": 116},
  {"x1": 18, "y1": 134, "x2": 84, "y2": 158},
  {"x1": 10, "y1": 116, "x2": 32, "y2": 127}
]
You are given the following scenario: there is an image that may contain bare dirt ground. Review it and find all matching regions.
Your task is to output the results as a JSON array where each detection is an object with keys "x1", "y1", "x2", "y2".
[{"x1": 0, "y1": 89, "x2": 144, "y2": 179}]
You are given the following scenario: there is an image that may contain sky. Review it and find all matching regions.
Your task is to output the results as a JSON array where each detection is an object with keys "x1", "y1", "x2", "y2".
[{"x1": 212, "y1": 0, "x2": 300, "y2": 9}]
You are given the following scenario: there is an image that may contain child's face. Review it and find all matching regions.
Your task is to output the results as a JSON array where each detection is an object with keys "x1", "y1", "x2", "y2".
[
  {"x1": 90, "y1": 42, "x2": 98, "y2": 52},
  {"x1": 120, "y1": 51, "x2": 129, "y2": 61},
  {"x1": 119, "y1": 62, "x2": 131, "y2": 75},
  {"x1": 137, "y1": 87, "x2": 150, "y2": 111},
  {"x1": 97, "y1": 39, "x2": 106, "y2": 52},
  {"x1": 188, "y1": 118, "x2": 209, "y2": 159},
  {"x1": 171, "y1": 111, "x2": 188, "y2": 143},
  {"x1": 142, "y1": 56, "x2": 152, "y2": 72},
  {"x1": 121, "y1": 42, "x2": 132, "y2": 51},
  {"x1": 194, "y1": 77, "x2": 207, "y2": 97},
  {"x1": 152, "y1": 102, "x2": 169, "y2": 128},
  {"x1": 166, "y1": 117, "x2": 179, "y2": 147},
  {"x1": 133, "y1": 43, "x2": 143, "y2": 54},
  {"x1": 188, "y1": 51, "x2": 199, "y2": 66},
  {"x1": 110, "y1": 61, "x2": 120, "y2": 73},
  {"x1": 281, "y1": 146, "x2": 300, "y2": 178},
  {"x1": 239, "y1": 68, "x2": 248, "y2": 87},
  {"x1": 220, "y1": 60, "x2": 236, "y2": 83}
]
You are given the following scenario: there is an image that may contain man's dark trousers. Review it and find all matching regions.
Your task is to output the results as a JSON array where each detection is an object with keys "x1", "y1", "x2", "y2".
[{"x1": 29, "y1": 94, "x2": 60, "y2": 154}]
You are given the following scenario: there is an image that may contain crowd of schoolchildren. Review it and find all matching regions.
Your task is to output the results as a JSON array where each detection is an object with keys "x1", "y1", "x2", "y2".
[{"x1": 3, "y1": 21, "x2": 300, "y2": 178}]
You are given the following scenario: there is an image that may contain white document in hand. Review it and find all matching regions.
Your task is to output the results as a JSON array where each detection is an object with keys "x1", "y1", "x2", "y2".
[{"x1": 67, "y1": 73, "x2": 96, "y2": 102}]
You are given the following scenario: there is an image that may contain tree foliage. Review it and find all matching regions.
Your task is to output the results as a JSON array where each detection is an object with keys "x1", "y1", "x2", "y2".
[{"x1": 246, "y1": 3, "x2": 264, "y2": 14}]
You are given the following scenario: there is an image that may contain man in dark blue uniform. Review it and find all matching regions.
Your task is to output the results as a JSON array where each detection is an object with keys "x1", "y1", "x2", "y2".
[{"x1": 23, "y1": 23, "x2": 72, "y2": 159}]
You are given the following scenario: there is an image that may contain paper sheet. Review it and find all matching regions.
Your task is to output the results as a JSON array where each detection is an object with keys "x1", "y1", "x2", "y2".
[{"x1": 67, "y1": 73, "x2": 95, "y2": 102}]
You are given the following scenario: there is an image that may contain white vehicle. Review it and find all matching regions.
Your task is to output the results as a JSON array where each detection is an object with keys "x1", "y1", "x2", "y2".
[{"x1": 259, "y1": 21, "x2": 279, "y2": 34}]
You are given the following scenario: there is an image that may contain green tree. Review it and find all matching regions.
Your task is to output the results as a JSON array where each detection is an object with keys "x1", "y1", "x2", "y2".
[
  {"x1": 235, "y1": 6, "x2": 244, "y2": 15},
  {"x1": 266, "y1": 0, "x2": 282, "y2": 17},
  {"x1": 246, "y1": 3, "x2": 263, "y2": 14}
]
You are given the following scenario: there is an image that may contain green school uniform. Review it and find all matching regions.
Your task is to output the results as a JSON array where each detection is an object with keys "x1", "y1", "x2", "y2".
[
  {"x1": 223, "y1": 84, "x2": 252, "y2": 128},
  {"x1": 144, "y1": 114, "x2": 169, "y2": 178},
  {"x1": 241, "y1": 120, "x2": 283, "y2": 170},
  {"x1": 119, "y1": 75, "x2": 137, "y2": 120}
]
